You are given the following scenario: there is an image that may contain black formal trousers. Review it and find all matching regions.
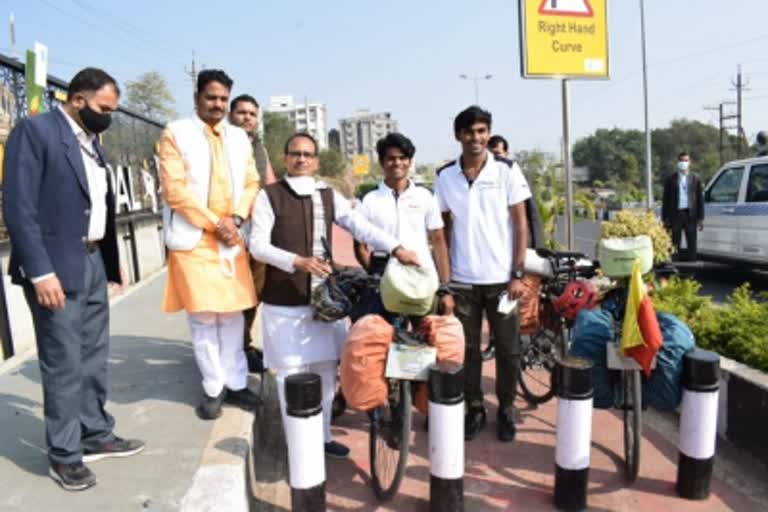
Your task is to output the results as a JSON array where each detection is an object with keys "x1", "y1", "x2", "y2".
[
  {"x1": 670, "y1": 209, "x2": 698, "y2": 261},
  {"x1": 23, "y1": 248, "x2": 115, "y2": 464}
]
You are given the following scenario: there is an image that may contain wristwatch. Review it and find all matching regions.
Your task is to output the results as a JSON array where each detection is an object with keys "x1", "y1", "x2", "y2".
[
  {"x1": 436, "y1": 282, "x2": 452, "y2": 297},
  {"x1": 232, "y1": 214, "x2": 244, "y2": 228},
  {"x1": 511, "y1": 269, "x2": 524, "y2": 280}
]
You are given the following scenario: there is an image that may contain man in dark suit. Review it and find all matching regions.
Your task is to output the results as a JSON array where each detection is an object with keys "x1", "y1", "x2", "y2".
[
  {"x1": 662, "y1": 151, "x2": 705, "y2": 261},
  {"x1": 2, "y1": 68, "x2": 144, "y2": 491}
]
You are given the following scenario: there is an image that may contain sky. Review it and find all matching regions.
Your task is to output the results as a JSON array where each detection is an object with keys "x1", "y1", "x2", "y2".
[{"x1": 4, "y1": 0, "x2": 768, "y2": 164}]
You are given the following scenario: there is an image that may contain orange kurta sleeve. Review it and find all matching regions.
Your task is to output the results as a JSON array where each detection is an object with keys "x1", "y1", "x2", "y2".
[
  {"x1": 234, "y1": 153, "x2": 260, "y2": 220},
  {"x1": 158, "y1": 128, "x2": 219, "y2": 231}
]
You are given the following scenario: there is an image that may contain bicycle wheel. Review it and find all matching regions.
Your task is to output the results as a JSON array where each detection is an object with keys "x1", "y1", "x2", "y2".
[
  {"x1": 369, "y1": 380, "x2": 412, "y2": 501},
  {"x1": 622, "y1": 370, "x2": 642, "y2": 483},
  {"x1": 518, "y1": 328, "x2": 562, "y2": 404},
  {"x1": 481, "y1": 334, "x2": 495, "y2": 362}
]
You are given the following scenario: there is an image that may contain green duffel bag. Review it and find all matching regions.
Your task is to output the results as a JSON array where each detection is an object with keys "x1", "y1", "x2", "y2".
[
  {"x1": 597, "y1": 235, "x2": 654, "y2": 278},
  {"x1": 380, "y1": 260, "x2": 438, "y2": 316}
]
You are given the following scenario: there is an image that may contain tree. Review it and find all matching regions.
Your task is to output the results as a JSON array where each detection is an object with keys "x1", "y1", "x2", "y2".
[
  {"x1": 263, "y1": 112, "x2": 295, "y2": 177},
  {"x1": 124, "y1": 71, "x2": 176, "y2": 122},
  {"x1": 318, "y1": 149, "x2": 347, "y2": 178},
  {"x1": 572, "y1": 128, "x2": 645, "y2": 185}
]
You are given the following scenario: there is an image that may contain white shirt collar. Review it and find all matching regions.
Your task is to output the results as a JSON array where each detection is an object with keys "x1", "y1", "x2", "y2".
[
  {"x1": 378, "y1": 179, "x2": 414, "y2": 196},
  {"x1": 58, "y1": 105, "x2": 95, "y2": 144},
  {"x1": 284, "y1": 175, "x2": 328, "y2": 196}
]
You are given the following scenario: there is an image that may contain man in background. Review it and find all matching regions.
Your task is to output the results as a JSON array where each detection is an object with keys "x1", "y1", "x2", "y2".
[
  {"x1": 229, "y1": 94, "x2": 275, "y2": 372},
  {"x1": 662, "y1": 151, "x2": 705, "y2": 261}
]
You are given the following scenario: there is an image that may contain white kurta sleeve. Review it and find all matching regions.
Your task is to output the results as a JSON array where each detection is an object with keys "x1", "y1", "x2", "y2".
[
  {"x1": 333, "y1": 190, "x2": 400, "y2": 253},
  {"x1": 248, "y1": 190, "x2": 298, "y2": 273}
]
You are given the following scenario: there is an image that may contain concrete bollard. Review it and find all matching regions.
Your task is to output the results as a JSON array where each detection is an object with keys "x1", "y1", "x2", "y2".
[
  {"x1": 428, "y1": 362, "x2": 465, "y2": 512},
  {"x1": 676, "y1": 349, "x2": 720, "y2": 500},
  {"x1": 285, "y1": 373, "x2": 326, "y2": 512},
  {"x1": 554, "y1": 356, "x2": 593, "y2": 512}
]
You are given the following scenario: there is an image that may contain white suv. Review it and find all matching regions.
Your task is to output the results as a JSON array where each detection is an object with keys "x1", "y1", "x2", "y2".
[{"x1": 699, "y1": 156, "x2": 768, "y2": 266}]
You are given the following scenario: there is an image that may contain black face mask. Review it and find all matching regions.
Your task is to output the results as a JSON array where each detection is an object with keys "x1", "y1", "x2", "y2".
[{"x1": 79, "y1": 104, "x2": 112, "y2": 134}]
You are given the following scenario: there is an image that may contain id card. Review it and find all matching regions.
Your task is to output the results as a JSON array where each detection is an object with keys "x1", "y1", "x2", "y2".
[{"x1": 384, "y1": 344, "x2": 437, "y2": 382}]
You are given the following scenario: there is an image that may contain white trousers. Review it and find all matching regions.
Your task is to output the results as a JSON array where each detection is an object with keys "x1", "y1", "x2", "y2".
[
  {"x1": 188, "y1": 312, "x2": 247, "y2": 397},
  {"x1": 275, "y1": 360, "x2": 337, "y2": 443}
]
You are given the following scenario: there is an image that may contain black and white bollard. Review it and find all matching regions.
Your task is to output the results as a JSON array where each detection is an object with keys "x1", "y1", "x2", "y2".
[
  {"x1": 285, "y1": 372, "x2": 326, "y2": 512},
  {"x1": 428, "y1": 362, "x2": 465, "y2": 512},
  {"x1": 554, "y1": 357, "x2": 594, "y2": 512},
  {"x1": 676, "y1": 349, "x2": 720, "y2": 500}
]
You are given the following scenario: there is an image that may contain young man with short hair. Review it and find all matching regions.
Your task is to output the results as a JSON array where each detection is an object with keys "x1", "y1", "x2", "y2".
[
  {"x1": 228, "y1": 94, "x2": 276, "y2": 373},
  {"x1": 354, "y1": 133, "x2": 454, "y2": 315},
  {"x1": 434, "y1": 106, "x2": 531, "y2": 442}
]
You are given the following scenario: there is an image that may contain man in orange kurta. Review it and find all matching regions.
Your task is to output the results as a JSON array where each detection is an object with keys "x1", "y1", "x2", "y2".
[{"x1": 159, "y1": 69, "x2": 260, "y2": 419}]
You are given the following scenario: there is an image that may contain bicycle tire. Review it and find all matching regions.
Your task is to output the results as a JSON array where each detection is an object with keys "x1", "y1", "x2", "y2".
[
  {"x1": 369, "y1": 380, "x2": 412, "y2": 501},
  {"x1": 518, "y1": 329, "x2": 562, "y2": 404},
  {"x1": 622, "y1": 370, "x2": 642, "y2": 483}
]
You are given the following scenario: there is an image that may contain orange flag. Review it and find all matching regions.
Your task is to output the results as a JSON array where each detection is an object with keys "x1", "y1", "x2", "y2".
[{"x1": 620, "y1": 259, "x2": 663, "y2": 376}]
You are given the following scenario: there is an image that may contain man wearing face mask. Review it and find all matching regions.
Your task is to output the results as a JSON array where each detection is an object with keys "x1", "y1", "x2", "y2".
[
  {"x1": 662, "y1": 151, "x2": 705, "y2": 261},
  {"x1": 158, "y1": 69, "x2": 261, "y2": 420},
  {"x1": 2, "y1": 68, "x2": 145, "y2": 491}
]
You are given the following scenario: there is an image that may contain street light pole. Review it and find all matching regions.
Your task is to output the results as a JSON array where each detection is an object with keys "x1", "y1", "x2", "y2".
[
  {"x1": 459, "y1": 74, "x2": 493, "y2": 105},
  {"x1": 640, "y1": 0, "x2": 653, "y2": 209}
]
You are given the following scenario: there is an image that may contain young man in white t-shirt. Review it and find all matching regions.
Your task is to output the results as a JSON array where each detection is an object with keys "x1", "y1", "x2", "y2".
[
  {"x1": 354, "y1": 133, "x2": 454, "y2": 315},
  {"x1": 434, "y1": 106, "x2": 531, "y2": 442}
]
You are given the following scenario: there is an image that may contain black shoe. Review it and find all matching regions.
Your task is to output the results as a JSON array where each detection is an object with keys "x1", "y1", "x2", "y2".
[
  {"x1": 245, "y1": 348, "x2": 265, "y2": 373},
  {"x1": 464, "y1": 407, "x2": 487, "y2": 441},
  {"x1": 49, "y1": 461, "x2": 97, "y2": 491},
  {"x1": 83, "y1": 437, "x2": 146, "y2": 462},
  {"x1": 197, "y1": 390, "x2": 226, "y2": 420},
  {"x1": 497, "y1": 408, "x2": 518, "y2": 442},
  {"x1": 325, "y1": 441, "x2": 350, "y2": 459},
  {"x1": 225, "y1": 387, "x2": 262, "y2": 409}
]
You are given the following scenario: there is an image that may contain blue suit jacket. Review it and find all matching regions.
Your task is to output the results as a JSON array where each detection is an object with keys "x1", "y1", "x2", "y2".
[{"x1": 2, "y1": 108, "x2": 121, "y2": 292}]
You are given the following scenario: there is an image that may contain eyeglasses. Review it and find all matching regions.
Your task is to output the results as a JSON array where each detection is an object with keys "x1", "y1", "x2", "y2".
[{"x1": 286, "y1": 151, "x2": 317, "y2": 159}]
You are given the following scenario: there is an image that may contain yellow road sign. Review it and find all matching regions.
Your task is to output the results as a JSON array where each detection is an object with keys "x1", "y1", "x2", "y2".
[
  {"x1": 519, "y1": 0, "x2": 609, "y2": 79},
  {"x1": 353, "y1": 154, "x2": 370, "y2": 176}
]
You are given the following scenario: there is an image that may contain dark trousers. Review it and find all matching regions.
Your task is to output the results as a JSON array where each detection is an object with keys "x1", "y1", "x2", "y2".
[
  {"x1": 454, "y1": 283, "x2": 521, "y2": 412},
  {"x1": 670, "y1": 209, "x2": 698, "y2": 261},
  {"x1": 23, "y1": 249, "x2": 115, "y2": 464}
]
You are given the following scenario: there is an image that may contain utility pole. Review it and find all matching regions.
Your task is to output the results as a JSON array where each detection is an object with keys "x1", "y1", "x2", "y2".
[
  {"x1": 639, "y1": 0, "x2": 653, "y2": 209},
  {"x1": 731, "y1": 65, "x2": 749, "y2": 157},
  {"x1": 184, "y1": 52, "x2": 198, "y2": 95},
  {"x1": 9, "y1": 12, "x2": 18, "y2": 60},
  {"x1": 705, "y1": 100, "x2": 739, "y2": 165}
]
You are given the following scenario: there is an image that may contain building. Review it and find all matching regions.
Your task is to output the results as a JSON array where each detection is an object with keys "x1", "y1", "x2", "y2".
[
  {"x1": 339, "y1": 109, "x2": 399, "y2": 161},
  {"x1": 267, "y1": 95, "x2": 328, "y2": 150}
]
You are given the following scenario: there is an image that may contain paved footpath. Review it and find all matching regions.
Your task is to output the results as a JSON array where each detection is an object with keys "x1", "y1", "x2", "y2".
[{"x1": 0, "y1": 271, "x2": 256, "y2": 512}]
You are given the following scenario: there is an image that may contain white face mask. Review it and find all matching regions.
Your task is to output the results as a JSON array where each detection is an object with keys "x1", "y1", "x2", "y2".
[
  {"x1": 218, "y1": 242, "x2": 241, "y2": 279},
  {"x1": 677, "y1": 161, "x2": 690, "y2": 172}
]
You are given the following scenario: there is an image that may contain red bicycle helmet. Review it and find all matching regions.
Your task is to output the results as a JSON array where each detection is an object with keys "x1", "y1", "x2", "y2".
[{"x1": 552, "y1": 280, "x2": 598, "y2": 321}]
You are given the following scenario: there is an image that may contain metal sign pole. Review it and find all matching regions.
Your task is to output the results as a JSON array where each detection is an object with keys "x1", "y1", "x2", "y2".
[{"x1": 561, "y1": 79, "x2": 574, "y2": 250}]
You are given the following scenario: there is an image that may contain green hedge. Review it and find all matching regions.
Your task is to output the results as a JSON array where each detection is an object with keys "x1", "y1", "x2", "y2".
[{"x1": 651, "y1": 277, "x2": 768, "y2": 372}]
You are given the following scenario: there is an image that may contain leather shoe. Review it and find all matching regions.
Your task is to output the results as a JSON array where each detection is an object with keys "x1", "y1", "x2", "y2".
[
  {"x1": 197, "y1": 390, "x2": 226, "y2": 420},
  {"x1": 225, "y1": 387, "x2": 262, "y2": 409},
  {"x1": 464, "y1": 406, "x2": 487, "y2": 441},
  {"x1": 497, "y1": 407, "x2": 518, "y2": 442}
]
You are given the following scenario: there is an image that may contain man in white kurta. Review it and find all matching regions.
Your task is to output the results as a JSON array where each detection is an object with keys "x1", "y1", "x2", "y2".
[{"x1": 249, "y1": 133, "x2": 419, "y2": 458}]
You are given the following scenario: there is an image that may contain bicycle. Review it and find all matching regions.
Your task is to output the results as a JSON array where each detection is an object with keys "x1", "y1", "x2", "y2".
[
  {"x1": 601, "y1": 260, "x2": 681, "y2": 483},
  {"x1": 518, "y1": 248, "x2": 600, "y2": 405},
  {"x1": 317, "y1": 243, "x2": 464, "y2": 501}
]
